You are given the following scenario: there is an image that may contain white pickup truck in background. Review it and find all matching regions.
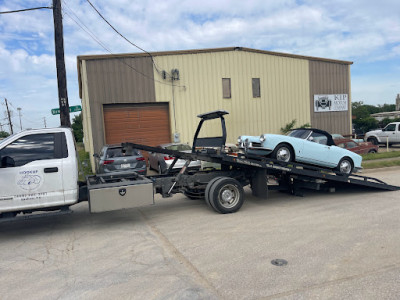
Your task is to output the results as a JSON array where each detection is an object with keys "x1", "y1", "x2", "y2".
[{"x1": 365, "y1": 122, "x2": 400, "y2": 145}]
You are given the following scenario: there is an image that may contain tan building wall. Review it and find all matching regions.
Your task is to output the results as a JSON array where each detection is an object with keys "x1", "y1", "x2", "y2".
[
  {"x1": 77, "y1": 47, "x2": 353, "y2": 169},
  {"x1": 309, "y1": 61, "x2": 352, "y2": 134},
  {"x1": 153, "y1": 49, "x2": 311, "y2": 145}
]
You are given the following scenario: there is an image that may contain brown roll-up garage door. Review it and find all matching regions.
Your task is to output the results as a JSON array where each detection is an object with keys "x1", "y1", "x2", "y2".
[{"x1": 103, "y1": 103, "x2": 171, "y2": 158}]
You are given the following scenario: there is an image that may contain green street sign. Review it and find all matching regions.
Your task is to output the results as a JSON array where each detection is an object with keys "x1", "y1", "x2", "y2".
[{"x1": 51, "y1": 105, "x2": 82, "y2": 115}]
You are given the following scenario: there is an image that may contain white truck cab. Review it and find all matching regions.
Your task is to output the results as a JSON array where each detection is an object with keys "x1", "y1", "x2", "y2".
[{"x1": 0, "y1": 127, "x2": 78, "y2": 216}]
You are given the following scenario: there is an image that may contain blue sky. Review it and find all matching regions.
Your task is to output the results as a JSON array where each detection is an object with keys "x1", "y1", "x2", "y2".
[{"x1": 0, "y1": 0, "x2": 399, "y2": 131}]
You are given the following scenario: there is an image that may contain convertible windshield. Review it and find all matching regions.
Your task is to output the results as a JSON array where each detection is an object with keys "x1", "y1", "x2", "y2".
[{"x1": 288, "y1": 129, "x2": 312, "y2": 139}]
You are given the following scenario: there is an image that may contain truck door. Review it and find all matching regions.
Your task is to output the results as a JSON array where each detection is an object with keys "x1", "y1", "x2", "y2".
[
  {"x1": 0, "y1": 132, "x2": 67, "y2": 213},
  {"x1": 383, "y1": 123, "x2": 397, "y2": 143}
]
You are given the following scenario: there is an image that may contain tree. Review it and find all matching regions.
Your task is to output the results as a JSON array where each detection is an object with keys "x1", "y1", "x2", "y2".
[
  {"x1": 0, "y1": 131, "x2": 10, "y2": 138},
  {"x1": 280, "y1": 119, "x2": 311, "y2": 134},
  {"x1": 72, "y1": 113, "x2": 83, "y2": 142}
]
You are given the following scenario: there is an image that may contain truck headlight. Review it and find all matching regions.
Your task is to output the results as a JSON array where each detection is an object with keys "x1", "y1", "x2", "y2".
[{"x1": 260, "y1": 135, "x2": 265, "y2": 142}]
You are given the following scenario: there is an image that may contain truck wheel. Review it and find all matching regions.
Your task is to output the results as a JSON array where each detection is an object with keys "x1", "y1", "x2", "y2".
[
  {"x1": 208, "y1": 177, "x2": 244, "y2": 214},
  {"x1": 272, "y1": 143, "x2": 293, "y2": 162},
  {"x1": 205, "y1": 177, "x2": 224, "y2": 209},
  {"x1": 367, "y1": 137, "x2": 378, "y2": 145},
  {"x1": 337, "y1": 157, "x2": 353, "y2": 175}
]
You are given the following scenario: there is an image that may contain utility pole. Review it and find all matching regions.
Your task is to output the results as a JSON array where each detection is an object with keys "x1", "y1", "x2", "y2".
[
  {"x1": 17, "y1": 107, "x2": 22, "y2": 131},
  {"x1": 43, "y1": 117, "x2": 47, "y2": 128},
  {"x1": 5, "y1": 98, "x2": 13, "y2": 134},
  {"x1": 52, "y1": 0, "x2": 71, "y2": 127}
]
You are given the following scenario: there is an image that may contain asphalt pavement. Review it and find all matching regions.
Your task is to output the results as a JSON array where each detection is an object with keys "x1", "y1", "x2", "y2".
[{"x1": 0, "y1": 167, "x2": 399, "y2": 299}]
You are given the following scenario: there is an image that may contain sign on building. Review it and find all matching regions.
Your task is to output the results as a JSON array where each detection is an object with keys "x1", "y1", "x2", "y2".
[{"x1": 314, "y1": 94, "x2": 348, "y2": 112}]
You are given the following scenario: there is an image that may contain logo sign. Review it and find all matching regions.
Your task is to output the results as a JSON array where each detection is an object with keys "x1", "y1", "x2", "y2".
[
  {"x1": 314, "y1": 94, "x2": 348, "y2": 112},
  {"x1": 16, "y1": 170, "x2": 43, "y2": 192},
  {"x1": 119, "y1": 188, "x2": 127, "y2": 196},
  {"x1": 51, "y1": 105, "x2": 82, "y2": 115}
]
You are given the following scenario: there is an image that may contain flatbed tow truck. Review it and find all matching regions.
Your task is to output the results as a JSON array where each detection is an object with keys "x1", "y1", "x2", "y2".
[
  {"x1": 1, "y1": 110, "x2": 399, "y2": 219},
  {"x1": 87, "y1": 110, "x2": 399, "y2": 214}
]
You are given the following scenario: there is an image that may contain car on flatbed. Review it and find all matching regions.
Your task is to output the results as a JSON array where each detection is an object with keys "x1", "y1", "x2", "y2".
[{"x1": 238, "y1": 128, "x2": 362, "y2": 175}]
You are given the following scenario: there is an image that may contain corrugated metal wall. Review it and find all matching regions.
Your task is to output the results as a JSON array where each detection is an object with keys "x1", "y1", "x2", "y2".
[
  {"x1": 84, "y1": 57, "x2": 155, "y2": 154},
  {"x1": 153, "y1": 50, "x2": 311, "y2": 145},
  {"x1": 309, "y1": 61, "x2": 351, "y2": 134}
]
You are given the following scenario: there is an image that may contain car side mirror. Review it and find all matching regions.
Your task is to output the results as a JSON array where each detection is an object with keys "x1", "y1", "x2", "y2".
[
  {"x1": 1, "y1": 156, "x2": 15, "y2": 168},
  {"x1": 307, "y1": 136, "x2": 314, "y2": 142},
  {"x1": 93, "y1": 153, "x2": 100, "y2": 159}
]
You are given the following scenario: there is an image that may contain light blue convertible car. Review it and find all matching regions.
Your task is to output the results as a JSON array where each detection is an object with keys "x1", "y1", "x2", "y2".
[{"x1": 238, "y1": 128, "x2": 362, "y2": 175}]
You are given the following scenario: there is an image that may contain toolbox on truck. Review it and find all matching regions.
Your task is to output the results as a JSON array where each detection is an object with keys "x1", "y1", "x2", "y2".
[{"x1": 87, "y1": 172, "x2": 154, "y2": 213}]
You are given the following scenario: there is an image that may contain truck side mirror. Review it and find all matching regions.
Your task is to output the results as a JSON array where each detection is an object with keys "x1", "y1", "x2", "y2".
[{"x1": 1, "y1": 156, "x2": 15, "y2": 168}]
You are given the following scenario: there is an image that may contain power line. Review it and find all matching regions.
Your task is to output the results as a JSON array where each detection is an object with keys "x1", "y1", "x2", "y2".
[
  {"x1": 0, "y1": 6, "x2": 52, "y2": 14},
  {"x1": 85, "y1": 0, "x2": 169, "y2": 78},
  {"x1": 62, "y1": 6, "x2": 181, "y2": 87}
]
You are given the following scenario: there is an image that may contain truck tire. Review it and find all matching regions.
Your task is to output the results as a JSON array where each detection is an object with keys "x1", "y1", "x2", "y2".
[
  {"x1": 208, "y1": 177, "x2": 244, "y2": 214},
  {"x1": 367, "y1": 137, "x2": 378, "y2": 145},
  {"x1": 205, "y1": 177, "x2": 224, "y2": 209}
]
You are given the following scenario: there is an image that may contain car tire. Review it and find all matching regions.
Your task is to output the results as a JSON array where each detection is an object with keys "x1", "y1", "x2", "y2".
[
  {"x1": 208, "y1": 177, "x2": 244, "y2": 214},
  {"x1": 337, "y1": 157, "x2": 353, "y2": 175},
  {"x1": 271, "y1": 143, "x2": 294, "y2": 162},
  {"x1": 367, "y1": 137, "x2": 378, "y2": 145},
  {"x1": 158, "y1": 164, "x2": 164, "y2": 175},
  {"x1": 368, "y1": 149, "x2": 377, "y2": 154}
]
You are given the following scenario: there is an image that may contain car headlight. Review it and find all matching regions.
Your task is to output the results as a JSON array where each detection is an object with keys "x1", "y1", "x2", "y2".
[{"x1": 259, "y1": 135, "x2": 265, "y2": 142}]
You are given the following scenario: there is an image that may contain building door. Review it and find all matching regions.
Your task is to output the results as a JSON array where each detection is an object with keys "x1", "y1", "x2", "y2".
[{"x1": 103, "y1": 103, "x2": 171, "y2": 159}]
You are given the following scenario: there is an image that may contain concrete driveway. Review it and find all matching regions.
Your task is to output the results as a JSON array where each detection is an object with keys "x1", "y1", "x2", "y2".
[{"x1": 1, "y1": 168, "x2": 399, "y2": 299}]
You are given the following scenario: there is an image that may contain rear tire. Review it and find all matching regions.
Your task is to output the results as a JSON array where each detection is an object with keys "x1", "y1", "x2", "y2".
[
  {"x1": 367, "y1": 137, "x2": 378, "y2": 145},
  {"x1": 368, "y1": 149, "x2": 377, "y2": 153},
  {"x1": 208, "y1": 177, "x2": 244, "y2": 214},
  {"x1": 205, "y1": 177, "x2": 224, "y2": 209},
  {"x1": 271, "y1": 143, "x2": 293, "y2": 162},
  {"x1": 337, "y1": 157, "x2": 353, "y2": 175}
]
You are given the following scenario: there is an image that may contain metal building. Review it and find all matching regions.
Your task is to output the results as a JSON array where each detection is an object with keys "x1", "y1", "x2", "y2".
[{"x1": 77, "y1": 47, "x2": 353, "y2": 168}]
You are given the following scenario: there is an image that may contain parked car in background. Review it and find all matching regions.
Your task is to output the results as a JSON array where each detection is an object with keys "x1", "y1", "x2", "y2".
[
  {"x1": 148, "y1": 143, "x2": 201, "y2": 174},
  {"x1": 334, "y1": 138, "x2": 378, "y2": 155},
  {"x1": 94, "y1": 144, "x2": 147, "y2": 175},
  {"x1": 332, "y1": 133, "x2": 364, "y2": 143},
  {"x1": 238, "y1": 128, "x2": 362, "y2": 175}
]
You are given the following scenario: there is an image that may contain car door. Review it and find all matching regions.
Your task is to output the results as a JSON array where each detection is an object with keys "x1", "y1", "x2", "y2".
[
  {"x1": 301, "y1": 132, "x2": 332, "y2": 167},
  {"x1": 0, "y1": 132, "x2": 66, "y2": 213}
]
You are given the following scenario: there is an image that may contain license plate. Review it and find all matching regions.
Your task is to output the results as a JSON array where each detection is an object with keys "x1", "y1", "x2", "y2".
[{"x1": 120, "y1": 163, "x2": 130, "y2": 168}]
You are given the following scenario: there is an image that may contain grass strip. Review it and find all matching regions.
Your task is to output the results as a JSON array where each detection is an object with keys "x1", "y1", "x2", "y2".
[
  {"x1": 362, "y1": 150, "x2": 400, "y2": 161},
  {"x1": 76, "y1": 142, "x2": 93, "y2": 181},
  {"x1": 362, "y1": 159, "x2": 400, "y2": 169}
]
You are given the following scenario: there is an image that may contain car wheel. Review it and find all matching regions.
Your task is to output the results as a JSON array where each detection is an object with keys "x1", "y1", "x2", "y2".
[
  {"x1": 337, "y1": 157, "x2": 353, "y2": 175},
  {"x1": 158, "y1": 164, "x2": 163, "y2": 175},
  {"x1": 272, "y1": 144, "x2": 293, "y2": 162},
  {"x1": 368, "y1": 149, "x2": 377, "y2": 154},
  {"x1": 367, "y1": 137, "x2": 378, "y2": 145}
]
